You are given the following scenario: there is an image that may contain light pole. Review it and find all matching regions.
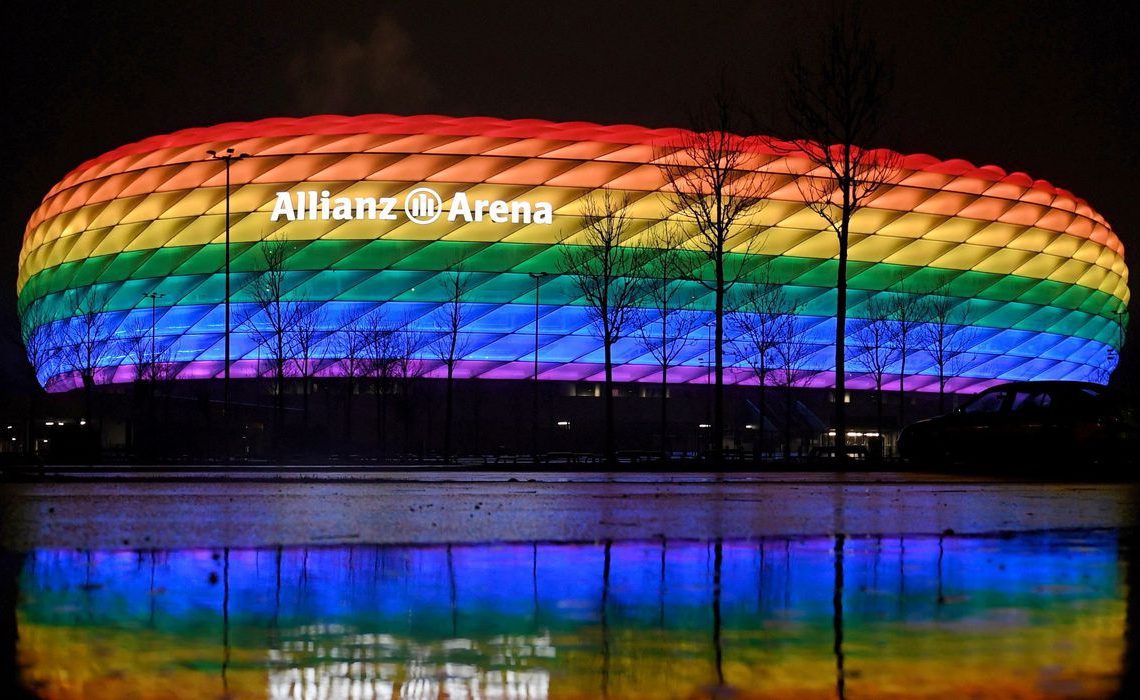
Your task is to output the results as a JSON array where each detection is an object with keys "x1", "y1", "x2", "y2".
[
  {"x1": 207, "y1": 148, "x2": 249, "y2": 459},
  {"x1": 143, "y1": 292, "x2": 165, "y2": 373},
  {"x1": 705, "y1": 318, "x2": 714, "y2": 456},
  {"x1": 141, "y1": 290, "x2": 165, "y2": 457},
  {"x1": 528, "y1": 271, "x2": 549, "y2": 463}
]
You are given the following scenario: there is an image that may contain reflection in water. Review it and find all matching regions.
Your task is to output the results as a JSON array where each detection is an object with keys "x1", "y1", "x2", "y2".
[{"x1": 14, "y1": 531, "x2": 1126, "y2": 699}]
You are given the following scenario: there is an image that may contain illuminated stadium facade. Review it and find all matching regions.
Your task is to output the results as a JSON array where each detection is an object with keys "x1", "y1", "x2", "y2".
[{"x1": 16, "y1": 114, "x2": 1130, "y2": 394}]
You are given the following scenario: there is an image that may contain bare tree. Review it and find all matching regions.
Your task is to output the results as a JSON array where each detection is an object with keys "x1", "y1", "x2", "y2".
[
  {"x1": 392, "y1": 321, "x2": 429, "y2": 458},
  {"x1": 774, "y1": 315, "x2": 815, "y2": 461},
  {"x1": 18, "y1": 297, "x2": 60, "y2": 455},
  {"x1": 357, "y1": 313, "x2": 401, "y2": 461},
  {"x1": 1091, "y1": 353, "x2": 1116, "y2": 387},
  {"x1": 431, "y1": 267, "x2": 473, "y2": 463},
  {"x1": 122, "y1": 317, "x2": 176, "y2": 459},
  {"x1": 289, "y1": 302, "x2": 325, "y2": 437},
  {"x1": 19, "y1": 298, "x2": 58, "y2": 388},
  {"x1": 1093, "y1": 305, "x2": 1129, "y2": 386},
  {"x1": 730, "y1": 270, "x2": 797, "y2": 466},
  {"x1": 885, "y1": 287, "x2": 927, "y2": 429},
  {"x1": 331, "y1": 313, "x2": 375, "y2": 450},
  {"x1": 1112, "y1": 306, "x2": 1129, "y2": 389},
  {"x1": 58, "y1": 288, "x2": 115, "y2": 457},
  {"x1": 242, "y1": 233, "x2": 305, "y2": 454},
  {"x1": 922, "y1": 285, "x2": 975, "y2": 412},
  {"x1": 852, "y1": 295, "x2": 895, "y2": 439},
  {"x1": 785, "y1": 10, "x2": 899, "y2": 463},
  {"x1": 635, "y1": 222, "x2": 703, "y2": 457},
  {"x1": 561, "y1": 190, "x2": 648, "y2": 464},
  {"x1": 657, "y1": 89, "x2": 775, "y2": 462},
  {"x1": 123, "y1": 313, "x2": 177, "y2": 388},
  {"x1": 122, "y1": 321, "x2": 156, "y2": 388}
]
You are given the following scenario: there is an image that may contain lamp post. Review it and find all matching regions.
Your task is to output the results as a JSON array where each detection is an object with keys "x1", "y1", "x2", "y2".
[
  {"x1": 705, "y1": 318, "x2": 714, "y2": 456},
  {"x1": 528, "y1": 271, "x2": 549, "y2": 463},
  {"x1": 207, "y1": 148, "x2": 249, "y2": 459},
  {"x1": 143, "y1": 292, "x2": 165, "y2": 374},
  {"x1": 140, "y1": 290, "x2": 166, "y2": 458}
]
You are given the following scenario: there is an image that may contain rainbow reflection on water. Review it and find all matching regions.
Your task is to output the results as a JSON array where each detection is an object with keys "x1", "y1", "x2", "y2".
[{"x1": 17, "y1": 531, "x2": 1125, "y2": 699}]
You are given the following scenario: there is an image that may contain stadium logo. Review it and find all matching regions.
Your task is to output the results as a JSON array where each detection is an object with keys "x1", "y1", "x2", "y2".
[
  {"x1": 404, "y1": 187, "x2": 443, "y2": 224},
  {"x1": 270, "y1": 189, "x2": 554, "y2": 225}
]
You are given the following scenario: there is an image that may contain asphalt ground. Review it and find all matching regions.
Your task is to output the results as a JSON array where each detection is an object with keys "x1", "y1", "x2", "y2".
[{"x1": 2, "y1": 472, "x2": 1136, "y2": 551}]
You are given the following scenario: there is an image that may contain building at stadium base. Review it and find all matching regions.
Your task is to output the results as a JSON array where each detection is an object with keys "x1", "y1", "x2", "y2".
[{"x1": 16, "y1": 115, "x2": 1130, "y2": 408}]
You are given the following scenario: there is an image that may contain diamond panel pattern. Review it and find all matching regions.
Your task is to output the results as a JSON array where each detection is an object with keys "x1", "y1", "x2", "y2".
[{"x1": 16, "y1": 115, "x2": 1129, "y2": 392}]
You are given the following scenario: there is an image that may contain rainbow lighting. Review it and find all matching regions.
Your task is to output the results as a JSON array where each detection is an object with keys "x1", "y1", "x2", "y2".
[{"x1": 17, "y1": 114, "x2": 1129, "y2": 392}]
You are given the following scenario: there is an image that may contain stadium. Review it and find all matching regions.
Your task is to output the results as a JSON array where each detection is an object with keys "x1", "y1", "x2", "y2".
[{"x1": 16, "y1": 114, "x2": 1130, "y2": 396}]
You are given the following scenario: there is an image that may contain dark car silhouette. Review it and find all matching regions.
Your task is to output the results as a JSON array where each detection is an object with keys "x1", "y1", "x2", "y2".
[{"x1": 898, "y1": 381, "x2": 1137, "y2": 467}]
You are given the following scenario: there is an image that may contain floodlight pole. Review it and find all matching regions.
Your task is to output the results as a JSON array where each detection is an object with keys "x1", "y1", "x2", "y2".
[
  {"x1": 528, "y1": 272, "x2": 549, "y2": 464},
  {"x1": 207, "y1": 148, "x2": 249, "y2": 460},
  {"x1": 144, "y1": 291, "x2": 165, "y2": 370}
]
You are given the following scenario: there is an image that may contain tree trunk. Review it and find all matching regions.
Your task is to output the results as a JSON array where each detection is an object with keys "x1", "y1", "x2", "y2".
[
  {"x1": 344, "y1": 380, "x2": 354, "y2": 450},
  {"x1": 302, "y1": 371, "x2": 310, "y2": 438},
  {"x1": 382, "y1": 391, "x2": 391, "y2": 461},
  {"x1": 83, "y1": 378, "x2": 96, "y2": 463},
  {"x1": 660, "y1": 365, "x2": 669, "y2": 458},
  {"x1": 898, "y1": 351, "x2": 907, "y2": 430},
  {"x1": 713, "y1": 254, "x2": 725, "y2": 464},
  {"x1": 27, "y1": 390, "x2": 39, "y2": 460},
  {"x1": 876, "y1": 378, "x2": 885, "y2": 461},
  {"x1": 274, "y1": 368, "x2": 285, "y2": 464},
  {"x1": 834, "y1": 216, "x2": 850, "y2": 467},
  {"x1": 876, "y1": 379, "x2": 884, "y2": 436},
  {"x1": 784, "y1": 384, "x2": 793, "y2": 461},
  {"x1": 604, "y1": 340, "x2": 615, "y2": 465},
  {"x1": 444, "y1": 364, "x2": 454, "y2": 463},
  {"x1": 401, "y1": 386, "x2": 414, "y2": 459},
  {"x1": 754, "y1": 377, "x2": 766, "y2": 467}
]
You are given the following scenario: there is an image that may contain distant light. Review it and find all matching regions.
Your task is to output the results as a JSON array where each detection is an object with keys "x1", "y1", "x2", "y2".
[
  {"x1": 827, "y1": 430, "x2": 837, "y2": 436},
  {"x1": 698, "y1": 423, "x2": 711, "y2": 429},
  {"x1": 5, "y1": 425, "x2": 11, "y2": 430},
  {"x1": 556, "y1": 420, "x2": 570, "y2": 426},
  {"x1": 80, "y1": 420, "x2": 87, "y2": 426},
  {"x1": 848, "y1": 431, "x2": 863, "y2": 437},
  {"x1": 44, "y1": 421, "x2": 54, "y2": 426},
  {"x1": 42, "y1": 439, "x2": 48, "y2": 443},
  {"x1": 9, "y1": 437, "x2": 15, "y2": 442},
  {"x1": 745, "y1": 424, "x2": 757, "y2": 430},
  {"x1": 865, "y1": 431, "x2": 880, "y2": 438}
]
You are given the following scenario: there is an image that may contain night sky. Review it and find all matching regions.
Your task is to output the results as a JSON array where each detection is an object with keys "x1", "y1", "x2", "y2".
[{"x1": 2, "y1": 1, "x2": 1137, "y2": 389}]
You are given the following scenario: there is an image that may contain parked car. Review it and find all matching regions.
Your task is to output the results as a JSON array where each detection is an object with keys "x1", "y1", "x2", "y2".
[{"x1": 898, "y1": 381, "x2": 1137, "y2": 467}]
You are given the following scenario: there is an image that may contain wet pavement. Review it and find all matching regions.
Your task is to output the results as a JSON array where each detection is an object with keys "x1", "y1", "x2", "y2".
[{"x1": 2, "y1": 472, "x2": 1138, "y2": 698}]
